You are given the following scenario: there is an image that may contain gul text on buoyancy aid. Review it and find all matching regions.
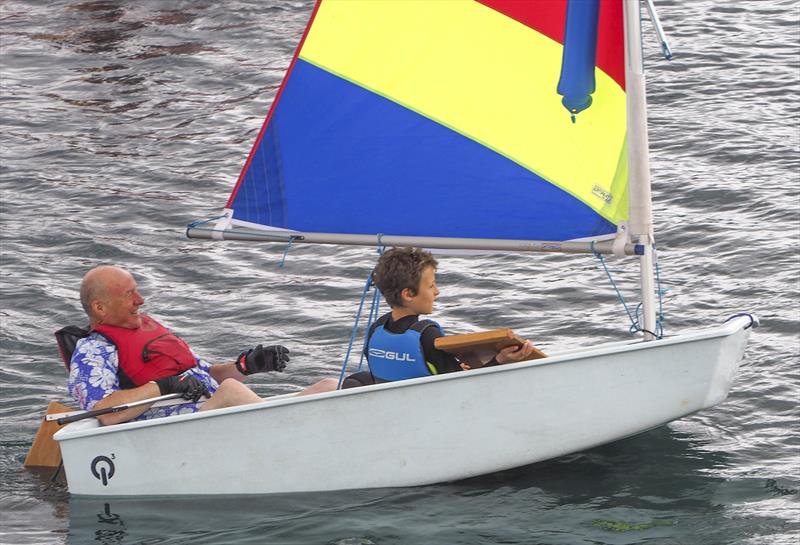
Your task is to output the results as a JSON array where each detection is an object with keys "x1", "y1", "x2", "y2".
[
  {"x1": 367, "y1": 348, "x2": 417, "y2": 362},
  {"x1": 93, "y1": 315, "x2": 197, "y2": 386}
]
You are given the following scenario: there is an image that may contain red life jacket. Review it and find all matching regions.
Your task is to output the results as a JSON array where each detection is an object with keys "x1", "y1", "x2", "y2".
[{"x1": 93, "y1": 315, "x2": 197, "y2": 387}]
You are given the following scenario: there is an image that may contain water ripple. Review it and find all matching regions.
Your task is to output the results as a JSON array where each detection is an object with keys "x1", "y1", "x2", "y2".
[{"x1": 1, "y1": 0, "x2": 798, "y2": 544}]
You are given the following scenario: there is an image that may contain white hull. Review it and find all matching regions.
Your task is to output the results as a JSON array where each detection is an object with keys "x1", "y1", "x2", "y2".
[{"x1": 55, "y1": 315, "x2": 755, "y2": 496}]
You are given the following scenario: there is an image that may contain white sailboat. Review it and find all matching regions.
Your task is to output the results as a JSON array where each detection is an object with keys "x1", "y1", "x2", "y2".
[{"x1": 55, "y1": 0, "x2": 756, "y2": 496}]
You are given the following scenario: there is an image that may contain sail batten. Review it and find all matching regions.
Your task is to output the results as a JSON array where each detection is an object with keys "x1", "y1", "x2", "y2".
[{"x1": 219, "y1": 0, "x2": 630, "y2": 247}]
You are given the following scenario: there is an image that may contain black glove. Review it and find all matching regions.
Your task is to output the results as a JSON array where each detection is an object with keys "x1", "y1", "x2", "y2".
[
  {"x1": 235, "y1": 344, "x2": 290, "y2": 375},
  {"x1": 155, "y1": 374, "x2": 209, "y2": 402}
]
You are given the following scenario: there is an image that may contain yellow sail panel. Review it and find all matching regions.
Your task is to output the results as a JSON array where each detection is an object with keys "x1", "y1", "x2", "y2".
[{"x1": 299, "y1": 0, "x2": 627, "y2": 224}]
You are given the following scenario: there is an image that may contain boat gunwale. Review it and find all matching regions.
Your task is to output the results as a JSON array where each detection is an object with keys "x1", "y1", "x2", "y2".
[{"x1": 54, "y1": 315, "x2": 755, "y2": 442}]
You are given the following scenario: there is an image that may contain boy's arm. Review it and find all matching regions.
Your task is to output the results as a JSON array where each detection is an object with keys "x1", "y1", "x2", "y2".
[{"x1": 420, "y1": 327, "x2": 463, "y2": 374}]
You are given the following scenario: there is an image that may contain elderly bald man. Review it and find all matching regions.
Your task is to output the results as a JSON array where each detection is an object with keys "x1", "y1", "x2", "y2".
[{"x1": 66, "y1": 265, "x2": 336, "y2": 425}]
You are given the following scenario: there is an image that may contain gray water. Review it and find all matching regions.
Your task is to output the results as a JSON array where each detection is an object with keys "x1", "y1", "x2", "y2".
[{"x1": 1, "y1": 1, "x2": 798, "y2": 544}]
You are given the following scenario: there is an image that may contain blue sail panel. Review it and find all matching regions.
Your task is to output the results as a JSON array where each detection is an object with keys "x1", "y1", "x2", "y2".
[{"x1": 229, "y1": 60, "x2": 615, "y2": 241}]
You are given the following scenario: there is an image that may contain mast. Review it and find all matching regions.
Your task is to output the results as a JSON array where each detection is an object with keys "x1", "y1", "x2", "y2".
[{"x1": 623, "y1": 0, "x2": 657, "y2": 340}]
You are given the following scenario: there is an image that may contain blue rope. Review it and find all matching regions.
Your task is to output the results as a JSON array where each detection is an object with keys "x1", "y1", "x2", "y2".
[
  {"x1": 336, "y1": 237, "x2": 387, "y2": 387},
  {"x1": 357, "y1": 286, "x2": 381, "y2": 371},
  {"x1": 187, "y1": 215, "x2": 226, "y2": 229},
  {"x1": 591, "y1": 242, "x2": 666, "y2": 338},
  {"x1": 591, "y1": 242, "x2": 643, "y2": 336},
  {"x1": 357, "y1": 237, "x2": 386, "y2": 369},
  {"x1": 652, "y1": 245, "x2": 666, "y2": 337},
  {"x1": 337, "y1": 273, "x2": 375, "y2": 389},
  {"x1": 188, "y1": 217, "x2": 298, "y2": 267},
  {"x1": 278, "y1": 236, "x2": 298, "y2": 268}
]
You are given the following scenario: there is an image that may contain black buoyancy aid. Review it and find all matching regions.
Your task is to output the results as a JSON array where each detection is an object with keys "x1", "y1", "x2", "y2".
[
  {"x1": 365, "y1": 314, "x2": 442, "y2": 382},
  {"x1": 93, "y1": 315, "x2": 197, "y2": 387},
  {"x1": 55, "y1": 325, "x2": 90, "y2": 372}
]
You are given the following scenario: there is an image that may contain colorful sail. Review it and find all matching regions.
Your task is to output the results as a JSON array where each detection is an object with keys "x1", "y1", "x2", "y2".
[{"x1": 226, "y1": 0, "x2": 627, "y2": 243}]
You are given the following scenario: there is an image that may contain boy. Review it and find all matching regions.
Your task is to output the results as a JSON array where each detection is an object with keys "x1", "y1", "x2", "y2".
[{"x1": 343, "y1": 247, "x2": 534, "y2": 387}]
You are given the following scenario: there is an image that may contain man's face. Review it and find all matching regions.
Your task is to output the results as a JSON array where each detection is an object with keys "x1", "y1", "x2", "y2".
[{"x1": 98, "y1": 270, "x2": 144, "y2": 329}]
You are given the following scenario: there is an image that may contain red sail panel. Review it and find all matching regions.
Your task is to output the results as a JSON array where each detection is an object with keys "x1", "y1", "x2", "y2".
[{"x1": 477, "y1": 0, "x2": 624, "y2": 89}]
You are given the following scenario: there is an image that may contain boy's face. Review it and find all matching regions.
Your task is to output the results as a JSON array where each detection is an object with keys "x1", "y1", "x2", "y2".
[{"x1": 404, "y1": 265, "x2": 439, "y2": 315}]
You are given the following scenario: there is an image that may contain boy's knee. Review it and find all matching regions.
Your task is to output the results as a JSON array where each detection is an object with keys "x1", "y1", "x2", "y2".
[
  {"x1": 218, "y1": 377, "x2": 244, "y2": 391},
  {"x1": 217, "y1": 378, "x2": 259, "y2": 401},
  {"x1": 319, "y1": 378, "x2": 338, "y2": 390},
  {"x1": 341, "y1": 371, "x2": 375, "y2": 390}
]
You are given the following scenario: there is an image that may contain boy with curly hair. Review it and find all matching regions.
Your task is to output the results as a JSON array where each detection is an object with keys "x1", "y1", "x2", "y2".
[{"x1": 343, "y1": 247, "x2": 533, "y2": 387}]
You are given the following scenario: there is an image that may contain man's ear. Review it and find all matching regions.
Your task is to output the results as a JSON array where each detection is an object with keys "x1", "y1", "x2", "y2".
[{"x1": 90, "y1": 299, "x2": 105, "y2": 319}]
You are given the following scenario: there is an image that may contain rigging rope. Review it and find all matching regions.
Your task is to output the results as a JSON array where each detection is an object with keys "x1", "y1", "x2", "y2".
[
  {"x1": 336, "y1": 237, "x2": 386, "y2": 388},
  {"x1": 187, "y1": 217, "x2": 301, "y2": 267},
  {"x1": 653, "y1": 245, "x2": 666, "y2": 335},
  {"x1": 336, "y1": 273, "x2": 376, "y2": 388},
  {"x1": 186, "y1": 215, "x2": 226, "y2": 229},
  {"x1": 591, "y1": 242, "x2": 665, "y2": 338},
  {"x1": 278, "y1": 236, "x2": 300, "y2": 268},
  {"x1": 357, "y1": 283, "x2": 382, "y2": 371}
]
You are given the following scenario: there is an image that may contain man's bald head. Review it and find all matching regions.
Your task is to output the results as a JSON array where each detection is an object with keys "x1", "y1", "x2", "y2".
[
  {"x1": 80, "y1": 266, "x2": 144, "y2": 328},
  {"x1": 80, "y1": 266, "x2": 121, "y2": 314}
]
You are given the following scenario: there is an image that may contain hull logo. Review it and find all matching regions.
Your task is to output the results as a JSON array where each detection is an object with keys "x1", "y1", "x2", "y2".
[{"x1": 90, "y1": 455, "x2": 115, "y2": 486}]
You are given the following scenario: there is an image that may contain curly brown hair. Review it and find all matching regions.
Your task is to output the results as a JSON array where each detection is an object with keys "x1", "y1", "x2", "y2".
[{"x1": 373, "y1": 247, "x2": 438, "y2": 308}]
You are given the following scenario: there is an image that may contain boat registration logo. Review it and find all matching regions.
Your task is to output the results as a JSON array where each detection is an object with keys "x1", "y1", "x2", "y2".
[
  {"x1": 592, "y1": 185, "x2": 613, "y2": 204},
  {"x1": 90, "y1": 455, "x2": 116, "y2": 486}
]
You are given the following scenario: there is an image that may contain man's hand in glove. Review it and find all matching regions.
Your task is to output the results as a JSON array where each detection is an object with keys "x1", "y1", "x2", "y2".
[
  {"x1": 235, "y1": 344, "x2": 290, "y2": 375},
  {"x1": 154, "y1": 374, "x2": 209, "y2": 403}
]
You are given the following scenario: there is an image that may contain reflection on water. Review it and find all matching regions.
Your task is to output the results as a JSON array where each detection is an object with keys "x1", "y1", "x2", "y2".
[
  {"x1": 30, "y1": 2, "x2": 140, "y2": 55},
  {"x1": 62, "y1": 428, "x2": 792, "y2": 545},
  {"x1": 1, "y1": 0, "x2": 798, "y2": 543}
]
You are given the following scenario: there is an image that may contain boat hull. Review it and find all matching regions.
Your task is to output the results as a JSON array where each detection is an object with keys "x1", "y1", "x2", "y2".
[{"x1": 55, "y1": 316, "x2": 755, "y2": 496}]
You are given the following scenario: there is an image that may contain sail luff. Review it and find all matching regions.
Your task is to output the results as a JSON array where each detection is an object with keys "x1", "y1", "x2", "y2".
[
  {"x1": 623, "y1": 0, "x2": 657, "y2": 338},
  {"x1": 225, "y1": 0, "x2": 323, "y2": 209}
]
